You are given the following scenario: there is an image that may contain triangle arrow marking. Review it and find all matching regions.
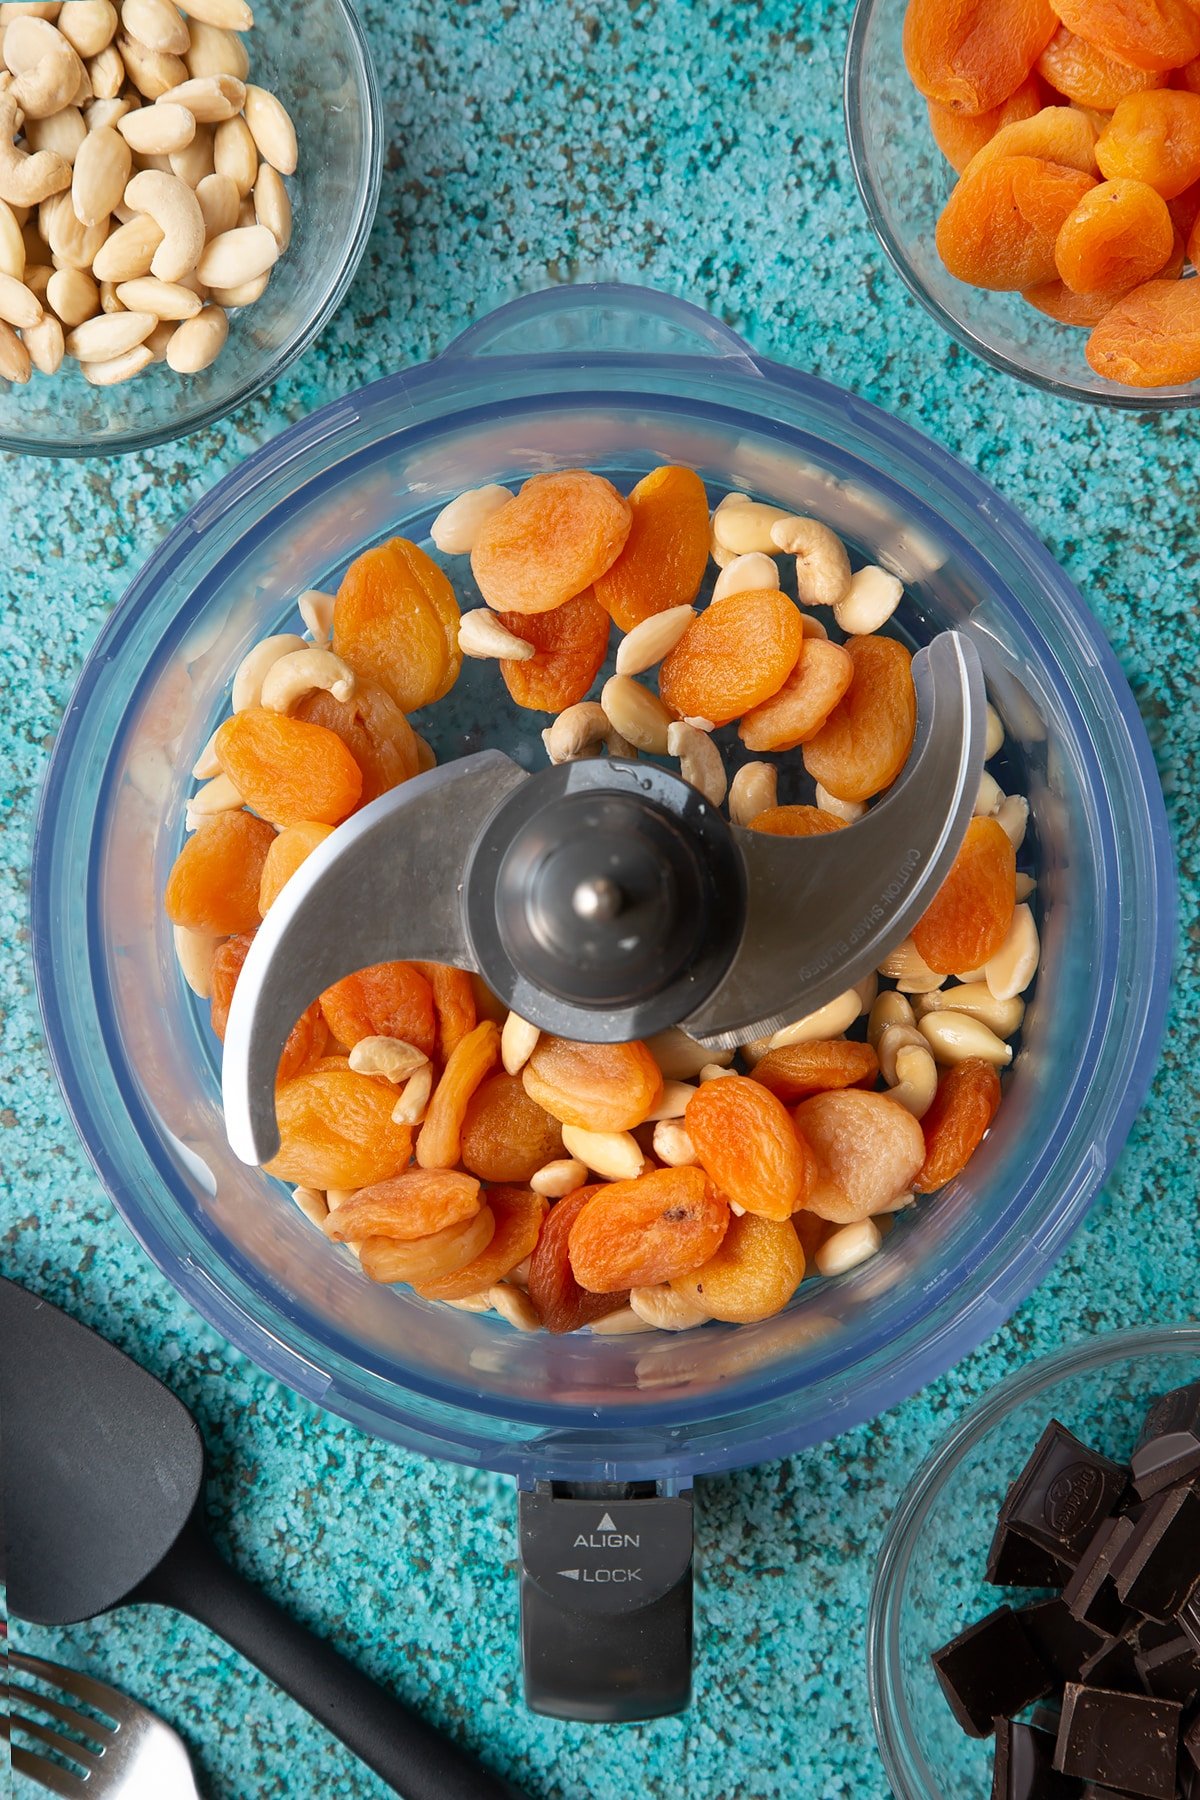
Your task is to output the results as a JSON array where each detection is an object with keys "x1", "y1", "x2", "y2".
[
  {"x1": 597, "y1": 1512, "x2": 617, "y2": 1532},
  {"x1": 557, "y1": 1568, "x2": 580, "y2": 1580}
]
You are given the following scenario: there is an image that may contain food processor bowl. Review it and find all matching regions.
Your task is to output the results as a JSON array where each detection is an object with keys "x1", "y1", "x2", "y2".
[{"x1": 31, "y1": 284, "x2": 1174, "y2": 1486}]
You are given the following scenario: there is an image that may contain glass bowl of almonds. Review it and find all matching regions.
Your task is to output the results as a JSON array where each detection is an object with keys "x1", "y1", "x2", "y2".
[
  {"x1": 0, "y1": 0, "x2": 380, "y2": 455},
  {"x1": 31, "y1": 285, "x2": 1174, "y2": 1481}
]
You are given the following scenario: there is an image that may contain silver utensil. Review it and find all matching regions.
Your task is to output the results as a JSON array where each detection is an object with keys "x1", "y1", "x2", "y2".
[{"x1": 7, "y1": 1650, "x2": 199, "y2": 1799}]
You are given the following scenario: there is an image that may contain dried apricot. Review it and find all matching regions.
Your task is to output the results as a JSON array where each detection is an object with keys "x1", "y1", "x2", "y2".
[
  {"x1": 658, "y1": 590, "x2": 804, "y2": 727},
  {"x1": 527, "y1": 1184, "x2": 627, "y2": 1331},
  {"x1": 911, "y1": 815, "x2": 1016, "y2": 974},
  {"x1": 751, "y1": 1039, "x2": 880, "y2": 1103},
  {"x1": 1052, "y1": 0, "x2": 1200, "y2": 74},
  {"x1": 210, "y1": 932, "x2": 326, "y2": 1079},
  {"x1": 414, "y1": 1019, "x2": 501, "y2": 1169},
  {"x1": 1037, "y1": 25, "x2": 1166, "y2": 108},
  {"x1": 415, "y1": 1184, "x2": 549, "y2": 1299},
  {"x1": 165, "y1": 809, "x2": 276, "y2": 935},
  {"x1": 319, "y1": 962, "x2": 437, "y2": 1059},
  {"x1": 1096, "y1": 90, "x2": 1200, "y2": 195},
  {"x1": 961, "y1": 106, "x2": 1099, "y2": 176},
  {"x1": 522, "y1": 1035, "x2": 663, "y2": 1132},
  {"x1": 323, "y1": 1168, "x2": 482, "y2": 1242},
  {"x1": 794, "y1": 1090, "x2": 926, "y2": 1223},
  {"x1": 915, "y1": 1057, "x2": 1003, "y2": 1192},
  {"x1": 738, "y1": 638, "x2": 854, "y2": 752},
  {"x1": 413, "y1": 962, "x2": 477, "y2": 1060},
  {"x1": 258, "y1": 820, "x2": 333, "y2": 916},
  {"x1": 802, "y1": 635, "x2": 917, "y2": 803},
  {"x1": 1086, "y1": 274, "x2": 1200, "y2": 381},
  {"x1": 670, "y1": 1212, "x2": 805, "y2": 1324},
  {"x1": 592, "y1": 465, "x2": 710, "y2": 631},
  {"x1": 1023, "y1": 277, "x2": 1124, "y2": 324},
  {"x1": 904, "y1": 0, "x2": 1058, "y2": 114},
  {"x1": 294, "y1": 680, "x2": 419, "y2": 805},
  {"x1": 215, "y1": 709, "x2": 362, "y2": 829},
  {"x1": 333, "y1": 538, "x2": 461, "y2": 714},
  {"x1": 459, "y1": 1071, "x2": 564, "y2": 1183},
  {"x1": 927, "y1": 75, "x2": 1043, "y2": 173},
  {"x1": 937, "y1": 155, "x2": 1097, "y2": 289},
  {"x1": 360, "y1": 1205, "x2": 495, "y2": 1286},
  {"x1": 1054, "y1": 178, "x2": 1173, "y2": 292},
  {"x1": 567, "y1": 1166, "x2": 729, "y2": 1292},
  {"x1": 471, "y1": 470, "x2": 632, "y2": 615},
  {"x1": 496, "y1": 588, "x2": 611, "y2": 712},
  {"x1": 747, "y1": 805, "x2": 846, "y2": 838},
  {"x1": 684, "y1": 1074, "x2": 815, "y2": 1221},
  {"x1": 267, "y1": 1058, "x2": 414, "y2": 1189}
]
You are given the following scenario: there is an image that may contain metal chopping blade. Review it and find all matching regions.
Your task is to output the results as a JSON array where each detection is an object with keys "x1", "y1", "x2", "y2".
[{"x1": 223, "y1": 631, "x2": 985, "y2": 1168}]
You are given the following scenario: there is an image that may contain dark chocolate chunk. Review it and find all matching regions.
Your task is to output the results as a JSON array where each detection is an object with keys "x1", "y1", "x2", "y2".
[
  {"x1": 1133, "y1": 1633, "x2": 1200, "y2": 1704},
  {"x1": 1184, "y1": 1708, "x2": 1200, "y2": 1772},
  {"x1": 1178, "y1": 1582, "x2": 1200, "y2": 1659},
  {"x1": 1131, "y1": 1383, "x2": 1200, "y2": 1501},
  {"x1": 1019, "y1": 1598, "x2": 1108, "y2": 1685},
  {"x1": 992, "y1": 1717, "x2": 1079, "y2": 1799},
  {"x1": 998, "y1": 1421, "x2": 1127, "y2": 1570},
  {"x1": 1078, "y1": 1633, "x2": 1141, "y2": 1695},
  {"x1": 1113, "y1": 1487, "x2": 1200, "y2": 1621},
  {"x1": 1063, "y1": 1517, "x2": 1140, "y2": 1636},
  {"x1": 1053, "y1": 1683, "x2": 1181, "y2": 1800},
  {"x1": 988, "y1": 1522, "x2": 1077, "y2": 1590},
  {"x1": 932, "y1": 1606, "x2": 1054, "y2": 1738}
]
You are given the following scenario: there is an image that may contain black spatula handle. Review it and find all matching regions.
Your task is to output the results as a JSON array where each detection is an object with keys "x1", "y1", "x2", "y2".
[{"x1": 140, "y1": 1519, "x2": 525, "y2": 1800}]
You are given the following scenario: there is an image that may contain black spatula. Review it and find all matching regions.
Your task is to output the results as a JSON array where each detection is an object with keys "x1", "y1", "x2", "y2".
[{"x1": 0, "y1": 1277, "x2": 525, "y2": 1800}]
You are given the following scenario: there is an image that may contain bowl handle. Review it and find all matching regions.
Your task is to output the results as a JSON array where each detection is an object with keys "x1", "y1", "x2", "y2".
[
  {"x1": 518, "y1": 1478, "x2": 694, "y2": 1721},
  {"x1": 440, "y1": 280, "x2": 762, "y2": 375}
]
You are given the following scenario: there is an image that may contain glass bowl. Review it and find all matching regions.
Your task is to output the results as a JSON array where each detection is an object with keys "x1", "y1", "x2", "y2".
[
  {"x1": 869, "y1": 1326, "x2": 1200, "y2": 1798},
  {"x1": 845, "y1": 0, "x2": 1200, "y2": 408},
  {"x1": 30, "y1": 284, "x2": 1175, "y2": 1484},
  {"x1": 0, "y1": 0, "x2": 380, "y2": 458}
]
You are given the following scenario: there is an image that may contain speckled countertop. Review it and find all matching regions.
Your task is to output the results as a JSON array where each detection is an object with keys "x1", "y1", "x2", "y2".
[{"x1": 3, "y1": 3, "x2": 1197, "y2": 1797}]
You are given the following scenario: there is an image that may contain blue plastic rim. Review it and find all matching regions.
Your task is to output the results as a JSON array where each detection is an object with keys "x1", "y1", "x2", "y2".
[{"x1": 30, "y1": 284, "x2": 1176, "y2": 1481}]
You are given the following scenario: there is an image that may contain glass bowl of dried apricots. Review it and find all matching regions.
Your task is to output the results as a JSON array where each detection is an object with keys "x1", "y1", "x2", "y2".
[
  {"x1": 847, "y1": 0, "x2": 1200, "y2": 402},
  {"x1": 31, "y1": 285, "x2": 1173, "y2": 1481}
]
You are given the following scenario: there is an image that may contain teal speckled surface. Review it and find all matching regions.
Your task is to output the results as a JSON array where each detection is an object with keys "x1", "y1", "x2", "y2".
[{"x1": 3, "y1": 3, "x2": 1197, "y2": 1797}]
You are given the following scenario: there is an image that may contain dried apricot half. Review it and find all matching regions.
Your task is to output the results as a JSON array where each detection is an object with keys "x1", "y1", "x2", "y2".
[
  {"x1": 1055, "y1": 178, "x2": 1173, "y2": 293},
  {"x1": 294, "y1": 680, "x2": 419, "y2": 805},
  {"x1": 1037, "y1": 25, "x2": 1166, "y2": 110},
  {"x1": 937, "y1": 154, "x2": 1097, "y2": 290},
  {"x1": 359, "y1": 1205, "x2": 495, "y2": 1286},
  {"x1": 210, "y1": 932, "x2": 326, "y2": 1079},
  {"x1": 414, "y1": 962, "x2": 478, "y2": 1061},
  {"x1": 522, "y1": 1035, "x2": 663, "y2": 1133},
  {"x1": 215, "y1": 709, "x2": 363, "y2": 829},
  {"x1": 333, "y1": 537, "x2": 462, "y2": 715},
  {"x1": 670, "y1": 1211, "x2": 805, "y2": 1324},
  {"x1": 802, "y1": 634, "x2": 917, "y2": 803},
  {"x1": 684, "y1": 1074, "x2": 815, "y2": 1221},
  {"x1": 459, "y1": 1071, "x2": 564, "y2": 1183},
  {"x1": 1096, "y1": 90, "x2": 1200, "y2": 197},
  {"x1": 1052, "y1": 0, "x2": 1200, "y2": 75},
  {"x1": 165, "y1": 809, "x2": 276, "y2": 935},
  {"x1": 658, "y1": 590, "x2": 804, "y2": 726},
  {"x1": 415, "y1": 1019, "x2": 502, "y2": 1170},
  {"x1": 738, "y1": 637, "x2": 854, "y2": 752},
  {"x1": 319, "y1": 961, "x2": 437, "y2": 1059},
  {"x1": 323, "y1": 1168, "x2": 482, "y2": 1242},
  {"x1": 258, "y1": 820, "x2": 333, "y2": 916},
  {"x1": 267, "y1": 1058, "x2": 414, "y2": 1189},
  {"x1": 414, "y1": 1184, "x2": 549, "y2": 1299},
  {"x1": 794, "y1": 1090, "x2": 926, "y2": 1224},
  {"x1": 568, "y1": 1166, "x2": 729, "y2": 1292},
  {"x1": 497, "y1": 588, "x2": 611, "y2": 713},
  {"x1": 961, "y1": 106, "x2": 1099, "y2": 178},
  {"x1": 747, "y1": 805, "x2": 845, "y2": 838},
  {"x1": 526, "y1": 1184, "x2": 627, "y2": 1331},
  {"x1": 471, "y1": 470, "x2": 632, "y2": 615},
  {"x1": 911, "y1": 815, "x2": 1016, "y2": 974},
  {"x1": 927, "y1": 74, "x2": 1043, "y2": 174},
  {"x1": 904, "y1": 0, "x2": 1058, "y2": 114},
  {"x1": 916, "y1": 1057, "x2": 1003, "y2": 1192},
  {"x1": 592, "y1": 464, "x2": 710, "y2": 632},
  {"x1": 751, "y1": 1039, "x2": 880, "y2": 1103},
  {"x1": 1086, "y1": 275, "x2": 1200, "y2": 382}
]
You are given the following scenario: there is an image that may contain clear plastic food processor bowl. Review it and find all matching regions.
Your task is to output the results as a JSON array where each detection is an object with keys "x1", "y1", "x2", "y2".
[{"x1": 32, "y1": 285, "x2": 1175, "y2": 1483}]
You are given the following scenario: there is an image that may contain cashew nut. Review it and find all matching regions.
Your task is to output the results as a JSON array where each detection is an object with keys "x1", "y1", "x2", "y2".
[
  {"x1": 600, "y1": 674, "x2": 672, "y2": 754},
  {"x1": 875, "y1": 935, "x2": 944, "y2": 993},
  {"x1": 917, "y1": 1011, "x2": 1013, "y2": 1068},
  {"x1": 297, "y1": 588, "x2": 334, "y2": 644},
  {"x1": 390, "y1": 1061, "x2": 433, "y2": 1127},
  {"x1": 0, "y1": 87, "x2": 71, "y2": 204},
  {"x1": 11, "y1": 33, "x2": 83, "y2": 120},
  {"x1": 630, "y1": 1286, "x2": 712, "y2": 1332},
  {"x1": 259, "y1": 646, "x2": 355, "y2": 714},
  {"x1": 769, "y1": 515, "x2": 852, "y2": 608},
  {"x1": 651, "y1": 1120, "x2": 698, "y2": 1168},
  {"x1": 833, "y1": 564, "x2": 903, "y2": 636},
  {"x1": 529, "y1": 1157, "x2": 587, "y2": 1198},
  {"x1": 645, "y1": 1080, "x2": 698, "y2": 1121},
  {"x1": 230, "y1": 632, "x2": 305, "y2": 711},
  {"x1": 500, "y1": 1010, "x2": 539, "y2": 1076},
  {"x1": 457, "y1": 606, "x2": 535, "y2": 661},
  {"x1": 172, "y1": 922, "x2": 220, "y2": 997},
  {"x1": 712, "y1": 493, "x2": 790, "y2": 555},
  {"x1": 767, "y1": 988, "x2": 862, "y2": 1050},
  {"x1": 348, "y1": 1036, "x2": 428, "y2": 1084},
  {"x1": 667, "y1": 719, "x2": 727, "y2": 807},
  {"x1": 914, "y1": 980, "x2": 1024, "y2": 1038},
  {"x1": 711, "y1": 551, "x2": 778, "y2": 603},
  {"x1": 867, "y1": 989, "x2": 915, "y2": 1049},
  {"x1": 124, "y1": 165, "x2": 203, "y2": 279},
  {"x1": 728, "y1": 759, "x2": 777, "y2": 827},
  {"x1": 544, "y1": 700, "x2": 634, "y2": 764}
]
